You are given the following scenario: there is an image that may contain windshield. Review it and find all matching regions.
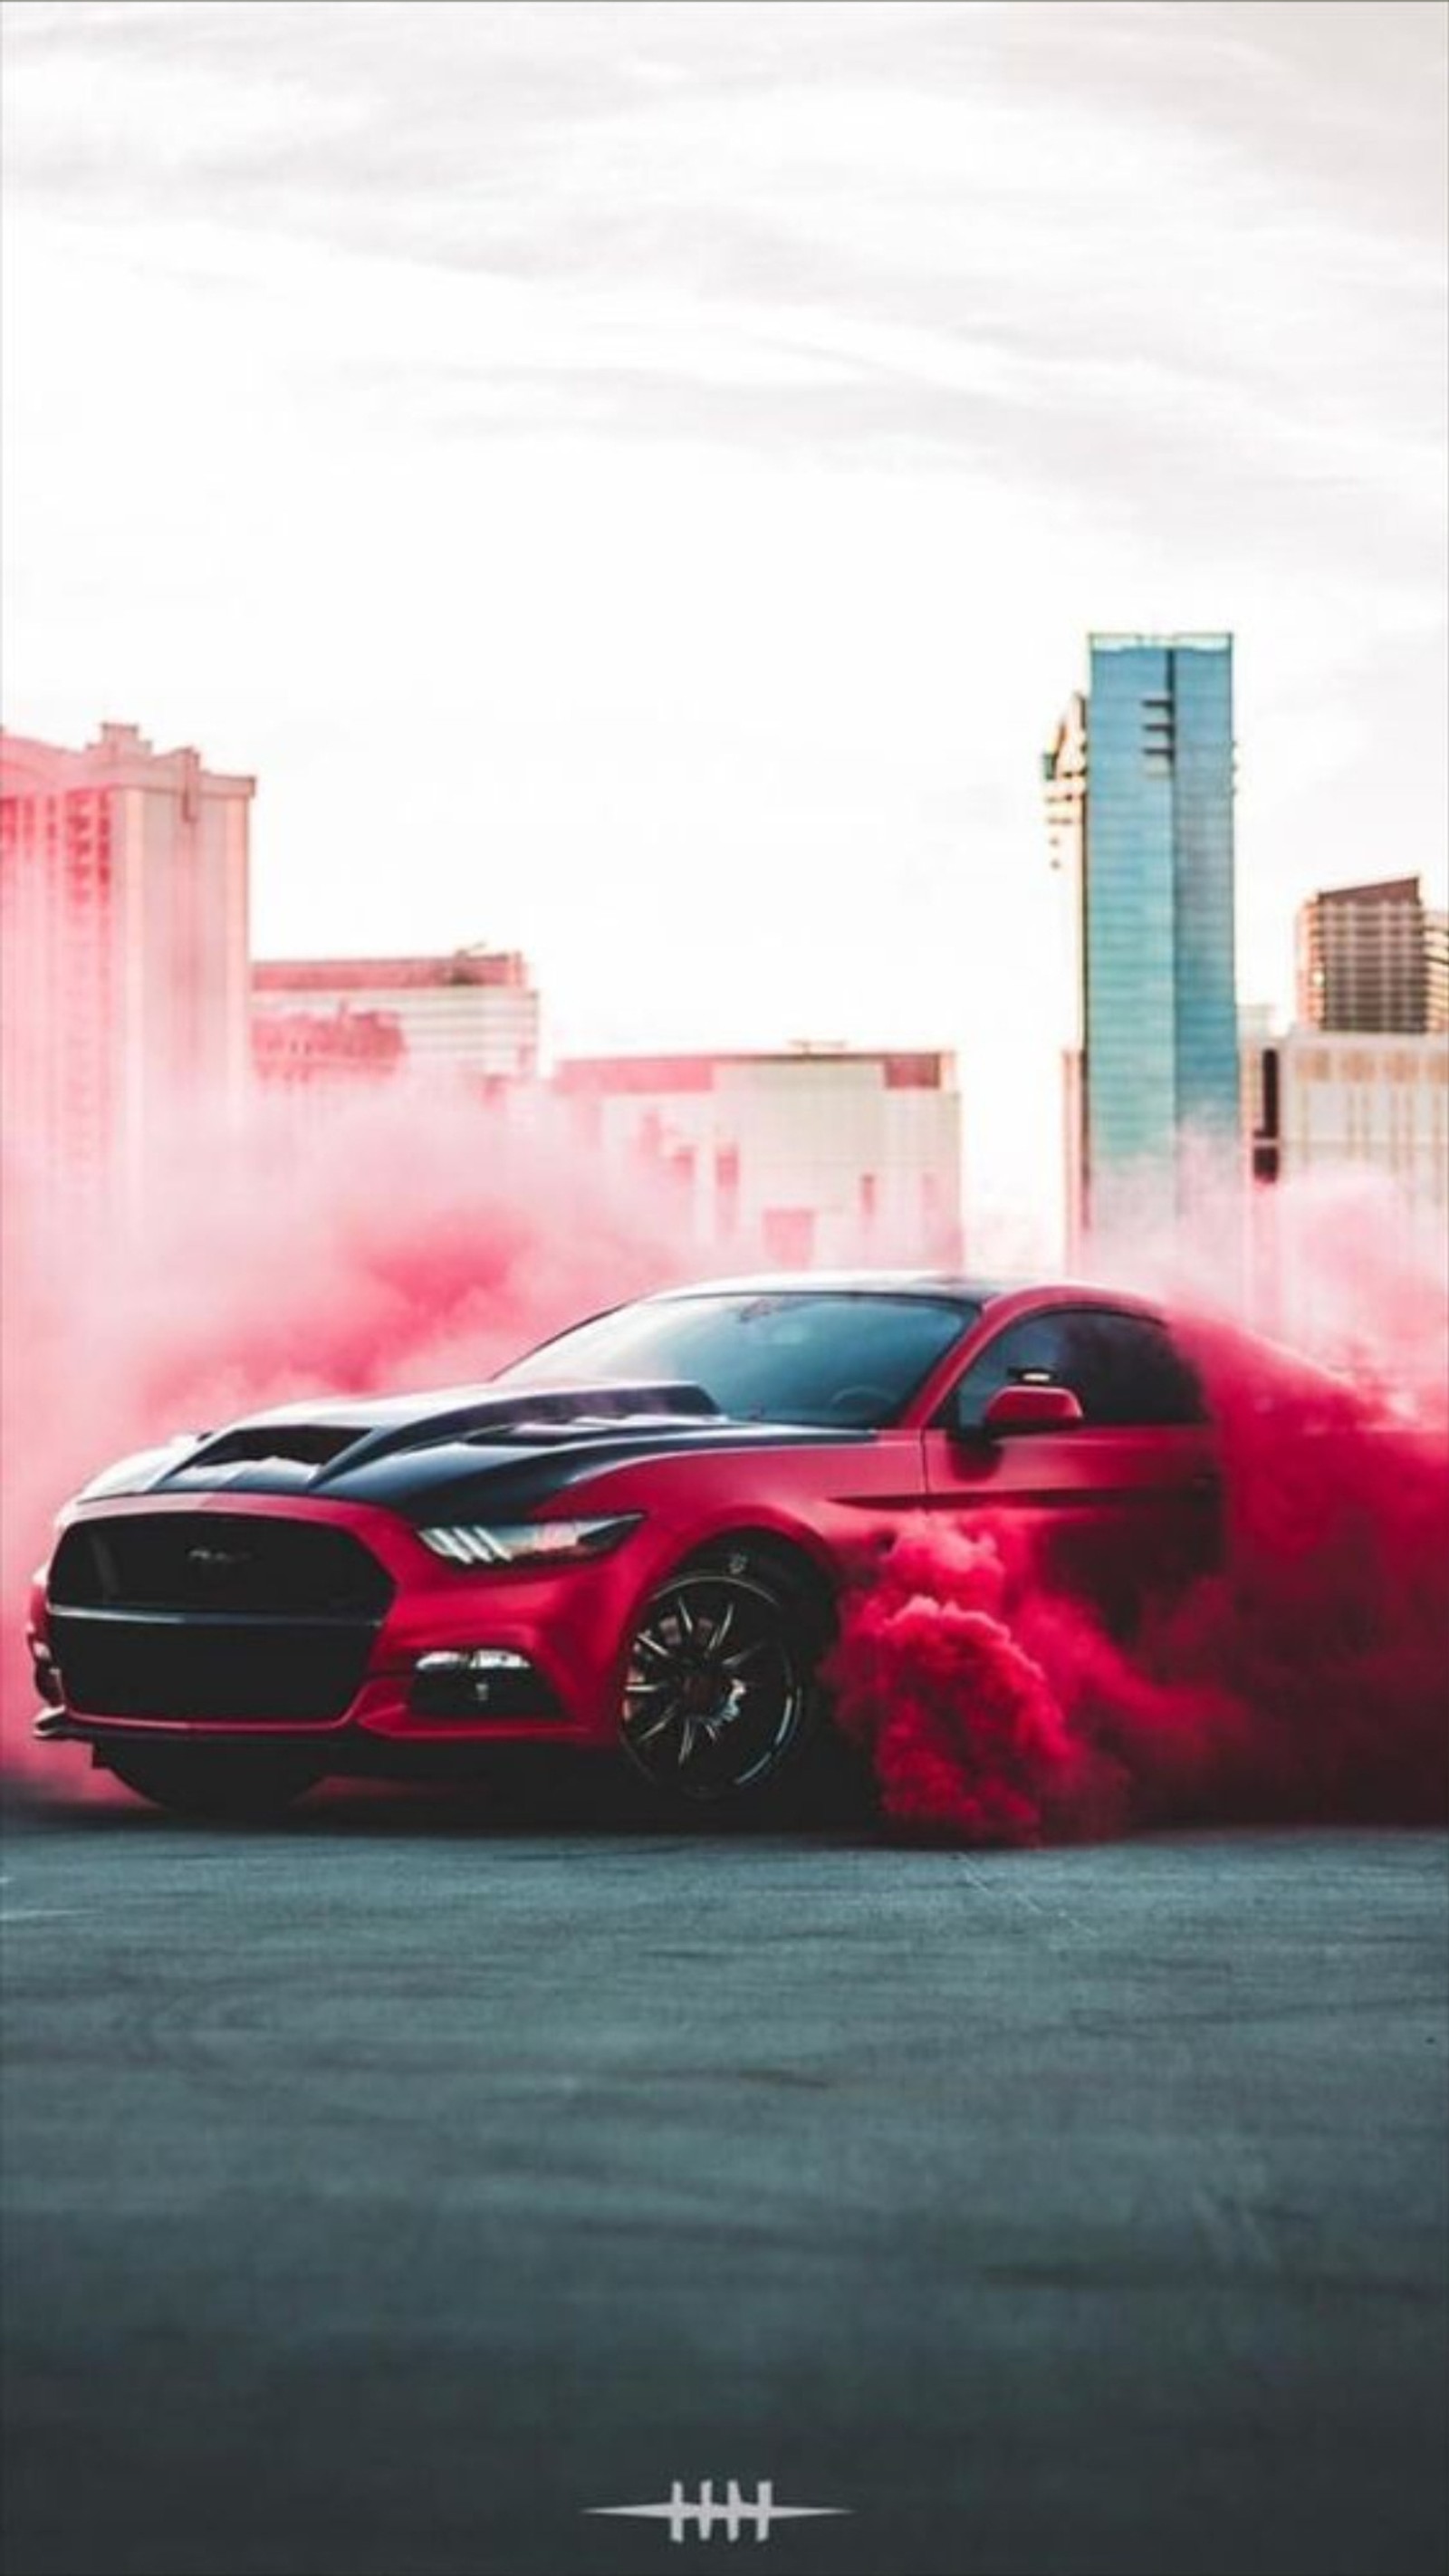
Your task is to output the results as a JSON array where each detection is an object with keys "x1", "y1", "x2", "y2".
[{"x1": 495, "y1": 1291, "x2": 981, "y2": 1428}]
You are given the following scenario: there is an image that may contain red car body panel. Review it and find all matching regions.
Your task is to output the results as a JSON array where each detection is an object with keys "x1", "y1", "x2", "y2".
[{"x1": 30, "y1": 1282, "x2": 1222, "y2": 1771}]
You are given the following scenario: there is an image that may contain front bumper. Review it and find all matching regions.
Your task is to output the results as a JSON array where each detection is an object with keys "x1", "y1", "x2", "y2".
[{"x1": 30, "y1": 1495, "x2": 650, "y2": 1758}]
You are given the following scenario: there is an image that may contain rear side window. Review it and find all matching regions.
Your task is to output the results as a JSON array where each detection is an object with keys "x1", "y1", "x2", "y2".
[{"x1": 947, "y1": 1309, "x2": 1206, "y2": 1430}]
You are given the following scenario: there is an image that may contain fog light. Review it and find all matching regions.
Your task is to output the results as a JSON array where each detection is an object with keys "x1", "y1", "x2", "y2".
[
  {"x1": 410, "y1": 1648, "x2": 560, "y2": 1720},
  {"x1": 415, "y1": 1650, "x2": 514, "y2": 1707},
  {"x1": 416, "y1": 1648, "x2": 530, "y2": 1679}
]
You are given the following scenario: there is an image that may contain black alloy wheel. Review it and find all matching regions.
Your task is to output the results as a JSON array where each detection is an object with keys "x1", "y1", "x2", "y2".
[{"x1": 619, "y1": 1562, "x2": 815, "y2": 1802}]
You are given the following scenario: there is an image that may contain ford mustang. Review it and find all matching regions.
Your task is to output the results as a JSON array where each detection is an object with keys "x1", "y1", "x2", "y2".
[{"x1": 30, "y1": 1274, "x2": 1219, "y2": 1817}]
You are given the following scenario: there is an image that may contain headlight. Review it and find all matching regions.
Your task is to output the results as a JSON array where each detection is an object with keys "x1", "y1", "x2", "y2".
[{"x1": 417, "y1": 1514, "x2": 642, "y2": 1568}]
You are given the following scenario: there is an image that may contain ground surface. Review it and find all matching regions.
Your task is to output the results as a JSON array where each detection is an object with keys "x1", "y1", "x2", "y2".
[{"x1": 1, "y1": 1783, "x2": 1445, "y2": 2576}]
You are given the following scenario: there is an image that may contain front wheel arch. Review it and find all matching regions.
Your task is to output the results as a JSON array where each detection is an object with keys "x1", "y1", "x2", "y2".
[{"x1": 665, "y1": 1528, "x2": 837, "y2": 1649}]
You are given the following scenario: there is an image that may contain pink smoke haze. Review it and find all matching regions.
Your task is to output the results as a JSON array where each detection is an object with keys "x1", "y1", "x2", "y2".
[
  {"x1": 2, "y1": 1072, "x2": 945, "y2": 1790},
  {"x1": 0, "y1": 1084, "x2": 694, "y2": 1783},
  {"x1": 4, "y1": 1094, "x2": 1445, "y2": 1838}
]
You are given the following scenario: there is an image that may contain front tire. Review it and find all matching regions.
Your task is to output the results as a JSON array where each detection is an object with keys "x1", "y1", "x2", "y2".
[
  {"x1": 618, "y1": 1553, "x2": 825, "y2": 1807},
  {"x1": 101, "y1": 1747, "x2": 321, "y2": 1822}
]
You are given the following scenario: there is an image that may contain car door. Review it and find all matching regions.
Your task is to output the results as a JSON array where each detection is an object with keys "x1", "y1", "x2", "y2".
[{"x1": 920, "y1": 1304, "x2": 1219, "y2": 1629}]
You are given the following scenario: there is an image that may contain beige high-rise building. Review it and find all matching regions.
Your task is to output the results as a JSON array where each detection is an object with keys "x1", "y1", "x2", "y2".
[
  {"x1": 1, "y1": 722, "x2": 253, "y2": 1214},
  {"x1": 1295, "y1": 877, "x2": 1444, "y2": 1035},
  {"x1": 1427, "y1": 909, "x2": 1449, "y2": 1036}
]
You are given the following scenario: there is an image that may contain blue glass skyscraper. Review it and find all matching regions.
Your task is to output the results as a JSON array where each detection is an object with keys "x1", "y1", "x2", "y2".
[{"x1": 1047, "y1": 635, "x2": 1239, "y2": 1237}]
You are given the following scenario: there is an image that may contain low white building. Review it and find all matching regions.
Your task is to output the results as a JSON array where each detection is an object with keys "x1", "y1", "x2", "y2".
[
  {"x1": 1266, "y1": 1030, "x2": 1448, "y2": 1216},
  {"x1": 253, "y1": 947, "x2": 539, "y2": 1083},
  {"x1": 554, "y1": 1048, "x2": 964, "y2": 1266}
]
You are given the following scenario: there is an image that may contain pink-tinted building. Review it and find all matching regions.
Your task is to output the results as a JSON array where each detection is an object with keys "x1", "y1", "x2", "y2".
[
  {"x1": 554, "y1": 1048, "x2": 963, "y2": 1265},
  {"x1": 1, "y1": 721, "x2": 253, "y2": 1212},
  {"x1": 253, "y1": 1006, "x2": 405, "y2": 1089},
  {"x1": 253, "y1": 950, "x2": 539, "y2": 1084}
]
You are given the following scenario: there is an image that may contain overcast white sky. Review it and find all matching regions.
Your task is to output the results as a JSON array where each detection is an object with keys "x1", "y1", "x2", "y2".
[{"x1": 3, "y1": 0, "x2": 1445, "y2": 1235}]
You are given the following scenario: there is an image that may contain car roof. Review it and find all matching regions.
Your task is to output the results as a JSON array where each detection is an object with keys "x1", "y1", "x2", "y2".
[
  {"x1": 643, "y1": 1272, "x2": 1173, "y2": 1320},
  {"x1": 647, "y1": 1270, "x2": 1008, "y2": 1302}
]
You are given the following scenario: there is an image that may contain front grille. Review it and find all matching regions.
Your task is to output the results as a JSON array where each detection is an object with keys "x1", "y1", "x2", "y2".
[
  {"x1": 48, "y1": 1514, "x2": 393, "y2": 1725},
  {"x1": 51, "y1": 1514, "x2": 393, "y2": 1619},
  {"x1": 48, "y1": 1610, "x2": 375, "y2": 1724}
]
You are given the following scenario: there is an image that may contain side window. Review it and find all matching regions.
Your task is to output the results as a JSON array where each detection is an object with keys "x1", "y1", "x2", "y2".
[
  {"x1": 946, "y1": 1309, "x2": 1204, "y2": 1431},
  {"x1": 1065, "y1": 1314, "x2": 1205, "y2": 1427}
]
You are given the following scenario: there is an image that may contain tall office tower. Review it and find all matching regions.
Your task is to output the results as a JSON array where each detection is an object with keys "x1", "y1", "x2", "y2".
[
  {"x1": 1296, "y1": 877, "x2": 1444, "y2": 1034},
  {"x1": 1, "y1": 722, "x2": 254, "y2": 1217},
  {"x1": 1045, "y1": 635, "x2": 1238, "y2": 1242}
]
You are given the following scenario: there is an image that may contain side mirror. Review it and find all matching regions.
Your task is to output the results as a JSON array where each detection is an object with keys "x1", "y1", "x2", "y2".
[{"x1": 981, "y1": 1381, "x2": 1084, "y2": 1436}]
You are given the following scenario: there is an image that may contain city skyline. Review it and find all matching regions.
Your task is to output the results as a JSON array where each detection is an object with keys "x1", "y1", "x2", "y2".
[
  {"x1": 4, "y1": 0, "x2": 1444, "y2": 1243},
  {"x1": 5, "y1": 699, "x2": 1444, "y2": 1267}
]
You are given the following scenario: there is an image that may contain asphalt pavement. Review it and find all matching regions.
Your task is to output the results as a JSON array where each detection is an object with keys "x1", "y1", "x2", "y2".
[{"x1": 2, "y1": 1782, "x2": 1445, "y2": 2576}]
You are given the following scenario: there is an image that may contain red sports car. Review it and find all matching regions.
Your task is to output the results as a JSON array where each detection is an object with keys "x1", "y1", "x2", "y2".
[{"x1": 30, "y1": 1274, "x2": 1218, "y2": 1816}]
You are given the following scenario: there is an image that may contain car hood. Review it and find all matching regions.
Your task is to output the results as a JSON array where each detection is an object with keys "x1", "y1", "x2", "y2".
[{"x1": 76, "y1": 1379, "x2": 862, "y2": 1522}]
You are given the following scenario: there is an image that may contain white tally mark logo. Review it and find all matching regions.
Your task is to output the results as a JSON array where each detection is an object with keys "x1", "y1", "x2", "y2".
[{"x1": 587, "y1": 2477, "x2": 849, "y2": 2542}]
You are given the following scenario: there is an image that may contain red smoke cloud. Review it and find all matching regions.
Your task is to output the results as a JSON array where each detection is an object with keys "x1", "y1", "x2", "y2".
[{"x1": 830, "y1": 1234, "x2": 1449, "y2": 1844}]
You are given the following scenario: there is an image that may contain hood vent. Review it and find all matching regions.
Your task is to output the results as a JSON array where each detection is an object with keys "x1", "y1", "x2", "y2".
[
  {"x1": 182, "y1": 1424, "x2": 365, "y2": 1473},
  {"x1": 321, "y1": 1379, "x2": 722, "y2": 1477},
  {"x1": 469, "y1": 1380, "x2": 720, "y2": 1430},
  {"x1": 156, "y1": 1381, "x2": 723, "y2": 1493}
]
